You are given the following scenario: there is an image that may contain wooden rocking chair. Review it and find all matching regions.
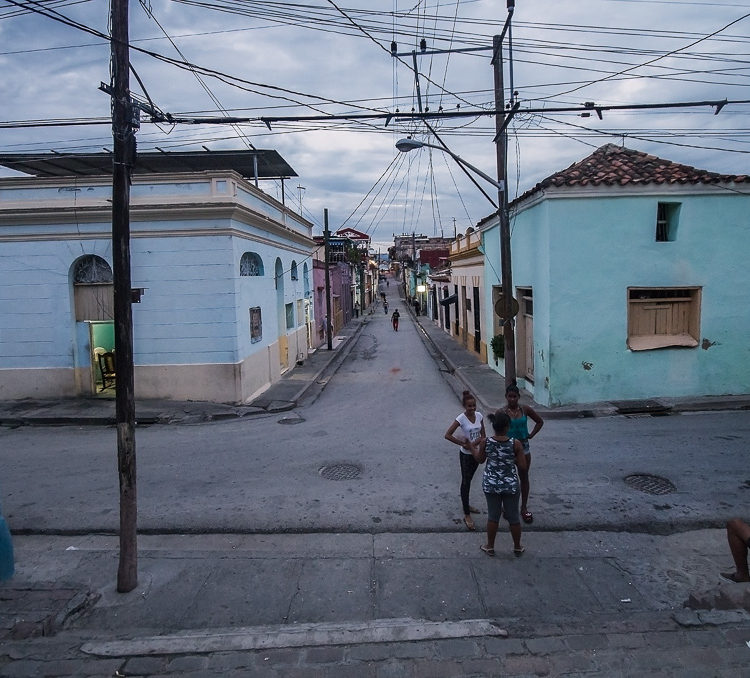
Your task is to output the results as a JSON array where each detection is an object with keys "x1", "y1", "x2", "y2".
[{"x1": 97, "y1": 351, "x2": 116, "y2": 391}]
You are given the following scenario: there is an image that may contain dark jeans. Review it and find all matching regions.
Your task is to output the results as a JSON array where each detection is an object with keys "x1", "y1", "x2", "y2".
[{"x1": 459, "y1": 452, "x2": 479, "y2": 515}]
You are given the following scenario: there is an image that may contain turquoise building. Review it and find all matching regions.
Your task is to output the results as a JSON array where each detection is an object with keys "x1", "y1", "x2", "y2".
[{"x1": 482, "y1": 144, "x2": 750, "y2": 406}]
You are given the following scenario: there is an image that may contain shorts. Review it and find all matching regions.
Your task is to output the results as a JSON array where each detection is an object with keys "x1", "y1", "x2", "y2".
[
  {"x1": 484, "y1": 491, "x2": 520, "y2": 525},
  {"x1": 521, "y1": 439, "x2": 530, "y2": 455}
]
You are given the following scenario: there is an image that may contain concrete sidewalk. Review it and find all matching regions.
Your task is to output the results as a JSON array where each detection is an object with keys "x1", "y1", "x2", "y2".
[
  {"x1": 1, "y1": 306, "x2": 749, "y2": 428},
  {"x1": 2, "y1": 531, "x2": 749, "y2": 676},
  {"x1": 0, "y1": 321, "x2": 365, "y2": 428},
  {"x1": 408, "y1": 304, "x2": 750, "y2": 420}
]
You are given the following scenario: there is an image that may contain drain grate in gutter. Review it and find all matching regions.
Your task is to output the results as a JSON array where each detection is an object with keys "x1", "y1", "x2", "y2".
[
  {"x1": 624, "y1": 473, "x2": 676, "y2": 495},
  {"x1": 319, "y1": 463, "x2": 362, "y2": 481}
]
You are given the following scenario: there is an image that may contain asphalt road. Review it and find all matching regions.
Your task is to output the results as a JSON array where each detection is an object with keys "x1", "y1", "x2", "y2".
[{"x1": 1, "y1": 291, "x2": 748, "y2": 536}]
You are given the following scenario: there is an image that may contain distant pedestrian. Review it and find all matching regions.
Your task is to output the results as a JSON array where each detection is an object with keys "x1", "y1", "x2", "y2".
[
  {"x1": 444, "y1": 390, "x2": 486, "y2": 531},
  {"x1": 354, "y1": 301, "x2": 360, "y2": 318},
  {"x1": 0, "y1": 488, "x2": 14, "y2": 581},
  {"x1": 391, "y1": 309, "x2": 400, "y2": 331},
  {"x1": 504, "y1": 380, "x2": 544, "y2": 524},
  {"x1": 474, "y1": 410, "x2": 527, "y2": 557},
  {"x1": 721, "y1": 518, "x2": 750, "y2": 582},
  {"x1": 383, "y1": 300, "x2": 389, "y2": 314}
]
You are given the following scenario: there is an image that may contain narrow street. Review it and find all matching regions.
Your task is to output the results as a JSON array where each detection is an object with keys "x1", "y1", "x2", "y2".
[
  {"x1": 2, "y1": 282, "x2": 750, "y2": 676},
  {"x1": 0, "y1": 280, "x2": 748, "y2": 535}
]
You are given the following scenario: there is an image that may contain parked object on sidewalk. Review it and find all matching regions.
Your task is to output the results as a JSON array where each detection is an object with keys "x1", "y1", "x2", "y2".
[
  {"x1": 0, "y1": 491, "x2": 14, "y2": 580},
  {"x1": 391, "y1": 309, "x2": 400, "y2": 331},
  {"x1": 474, "y1": 410, "x2": 527, "y2": 556},
  {"x1": 444, "y1": 390, "x2": 486, "y2": 532},
  {"x1": 504, "y1": 379, "x2": 544, "y2": 524},
  {"x1": 721, "y1": 518, "x2": 750, "y2": 583}
]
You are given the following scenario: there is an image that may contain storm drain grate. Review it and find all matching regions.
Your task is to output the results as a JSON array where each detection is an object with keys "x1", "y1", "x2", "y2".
[
  {"x1": 319, "y1": 463, "x2": 362, "y2": 481},
  {"x1": 624, "y1": 473, "x2": 676, "y2": 495}
]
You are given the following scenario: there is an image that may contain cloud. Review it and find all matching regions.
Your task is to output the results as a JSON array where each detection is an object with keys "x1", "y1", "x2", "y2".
[{"x1": 1, "y1": 0, "x2": 748, "y2": 239}]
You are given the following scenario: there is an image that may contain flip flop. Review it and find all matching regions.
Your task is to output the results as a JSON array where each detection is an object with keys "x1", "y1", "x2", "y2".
[
  {"x1": 463, "y1": 516, "x2": 476, "y2": 531},
  {"x1": 720, "y1": 571, "x2": 750, "y2": 583},
  {"x1": 513, "y1": 546, "x2": 525, "y2": 557},
  {"x1": 480, "y1": 544, "x2": 495, "y2": 557},
  {"x1": 521, "y1": 511, "x2": 533, "y2": 524}
]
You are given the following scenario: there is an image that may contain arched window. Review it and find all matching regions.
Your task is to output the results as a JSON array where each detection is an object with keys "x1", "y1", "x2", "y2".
[
  {"x1": 240, "y1": 252, "x2": 264, "y2": 276},
  {"x1": 290, "y1": 260, "x2": 298, "y2": 280},
  {"x1": 72, "y1": 255, "x2": 113, "y2": 321},
  {"x1": 74, "y1": 255, "x2": 113, "y2": 284}
]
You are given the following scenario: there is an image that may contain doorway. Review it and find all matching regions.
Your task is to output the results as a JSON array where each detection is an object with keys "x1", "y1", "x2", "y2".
[
  {"x1": 516, "y1": 288, "x2": 534, "y2": 382},
  {"x1": 89, "y1": 321, "x2": 115, "y2": 394}
]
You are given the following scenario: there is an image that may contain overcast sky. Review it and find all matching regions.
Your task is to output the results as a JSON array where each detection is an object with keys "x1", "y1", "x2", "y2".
[{"x1": 1, "y1": 0, "x2": 748, "y2": 250}]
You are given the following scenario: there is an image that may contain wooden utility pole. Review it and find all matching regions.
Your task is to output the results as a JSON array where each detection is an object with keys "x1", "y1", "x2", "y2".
[
  {"x1": 492, "y1": 32, "x2": 516, "y2": 387},
  {"x1": 111, "y1": 0, "x2": 138, "y2": 593},
  {"x1": 323, "y1": 209, "x2": 333, "y2": 350}
]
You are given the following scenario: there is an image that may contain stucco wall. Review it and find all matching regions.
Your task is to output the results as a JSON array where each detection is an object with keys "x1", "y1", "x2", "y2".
[
  {"x1": 499, "y1": 189, "x2": 750, "y2": 405},
  {"x1": 0, "y1": 173, "x2": 315, "y2": 402}
]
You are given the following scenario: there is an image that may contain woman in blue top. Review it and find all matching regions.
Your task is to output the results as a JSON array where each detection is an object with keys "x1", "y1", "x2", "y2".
[
  {"x1": 504, "y1": 380, "x2": 544, "y2": 524},
  {"x1": 473, "y1": 410, "x2": 527, "y2": 556}
]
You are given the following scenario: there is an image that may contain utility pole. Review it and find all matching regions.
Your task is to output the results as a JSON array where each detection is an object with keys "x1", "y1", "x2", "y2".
[
  {"x1": 323, "y1": 209, "x2": 333, "y2": 350},
  {"x1": 111, "y1": 0, "x2": 138, "y2": 593},
  {"x1": 493, "y1": 29, "x2": 516, "y2": 387}
]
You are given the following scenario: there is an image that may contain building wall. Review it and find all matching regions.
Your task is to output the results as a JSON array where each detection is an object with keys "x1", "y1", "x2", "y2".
[
  {"x1": 0, "y1": 172, "x2": 315, "y2": 402},
  {"x1": 485, "y1": 187, "x2": 750, "y2": 405}
]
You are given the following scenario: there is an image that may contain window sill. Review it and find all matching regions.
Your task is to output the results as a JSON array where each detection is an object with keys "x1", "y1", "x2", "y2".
[{"x1": 628, "y1": 334, "x2": 698, "y2": 351}]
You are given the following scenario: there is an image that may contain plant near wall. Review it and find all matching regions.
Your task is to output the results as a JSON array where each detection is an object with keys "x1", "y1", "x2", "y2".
[{"x1": 490, "y1": 334, "x2": 505, "y2": 364}]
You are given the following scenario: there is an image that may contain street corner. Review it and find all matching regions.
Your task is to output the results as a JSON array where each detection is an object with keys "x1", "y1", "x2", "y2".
[
  {"x1": 0, "y1": 583, "x2": 99, "y2": 640},
  {"x1": 683, "y1": 581, "x2": 750, "y2": 615}
]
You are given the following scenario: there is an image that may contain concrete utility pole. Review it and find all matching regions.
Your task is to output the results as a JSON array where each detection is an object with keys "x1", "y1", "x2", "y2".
[
  {"x1": 492, "y1": 30, "x2": 516, "y2": 387},
  {"x1": 110, "y1": 0, "x2": 138, "y2": 592},
  {"x1": 323, "y1": 209, "x2": 333, "y2": 350}
]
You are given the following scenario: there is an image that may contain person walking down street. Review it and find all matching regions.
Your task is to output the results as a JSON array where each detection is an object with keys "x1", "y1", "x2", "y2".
[
  {"x1": 721, "y1": 518, "x2": 750, "y2": 582},
  {"x1": 444, "y1": 390, "x2": 486, "y2": 531},
  {"x1": 354, "y1": 301, "x2": 360, "y2": 318},
  {"x1": 504, "y1": 380, "x2": 543, "y2": 524},
  {"x1": 473, "y1": 410, "x2": 527, "y2": 557},
  {"x1": 384, "y1": 300, "x2": 389, "y2": 314},
  {"x1": 0, "y1": 488, "x2": 14, "y2": 581},
  {"x1": 391, "y1": 308, "x2": 400, "y2": 331}
]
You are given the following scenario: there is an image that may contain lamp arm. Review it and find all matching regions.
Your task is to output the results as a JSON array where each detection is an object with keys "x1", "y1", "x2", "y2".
[{"x1": 420, "y1": 141, "x2": 505, "y2": 192}]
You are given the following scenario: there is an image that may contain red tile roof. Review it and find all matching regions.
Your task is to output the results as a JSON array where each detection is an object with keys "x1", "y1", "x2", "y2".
[{"x1": 512, "y1": 143, "x2": 749, "y2": 206}]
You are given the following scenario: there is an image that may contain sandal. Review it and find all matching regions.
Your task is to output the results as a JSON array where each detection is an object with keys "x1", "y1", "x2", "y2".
[
  {"x1": 720, "y1": 570, "x2": 750, "y2": 583},
  {"x1": 521, "y1": 511, "x2": 533, "y2": 524},
  {"x1": 480, "y1": 544, "x2": 495, "y2": 557},
  {"x1": 463, "y1": 516, "x2": 476, "y2": 531},
  {"x1": 513, "y1": 546, "x2": 525, "y2": 557}
]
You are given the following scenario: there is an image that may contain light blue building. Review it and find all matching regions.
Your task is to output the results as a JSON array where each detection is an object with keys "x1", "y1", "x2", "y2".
[
  {"x1": 481, "y1": 144, "x2": 750, "y2": 406},
  {"x1": 0, "y1": 151, "x2": 315, "y2": 403}
]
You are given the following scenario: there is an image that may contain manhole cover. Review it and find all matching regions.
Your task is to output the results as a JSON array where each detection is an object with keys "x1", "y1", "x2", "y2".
[
  {"x1": 319, "y1": 463, "x2": 362, "y2": 481},
  {"x1": 624, "y1": 473, "x2": 676, "y2": 495},
  {"x1": 278, "y1": 416, "x2": 305, "y2": 425}
]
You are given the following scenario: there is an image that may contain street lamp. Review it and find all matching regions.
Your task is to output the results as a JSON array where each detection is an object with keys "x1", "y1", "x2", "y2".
[
  {"x1": 396, "y1": 138, "x2": 504, "y2": 193},
  {"x1": 396, "y1": 134, "x2": 517, "y2": 386}
]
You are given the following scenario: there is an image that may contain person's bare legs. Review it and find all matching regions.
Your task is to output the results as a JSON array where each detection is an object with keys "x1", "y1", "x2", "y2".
[
  {"x1": 722, "y1": 518, "x2": 750, "y2": 582},
  {"x1": 483, "y1": 520, "x2": 498, "y2": 553},
  {"x1": 510, "y1": 522, "x2": 523, "y2": 553},
  {"x1": 519, "y1": 453, "x2": 532, "y2": 521}
]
